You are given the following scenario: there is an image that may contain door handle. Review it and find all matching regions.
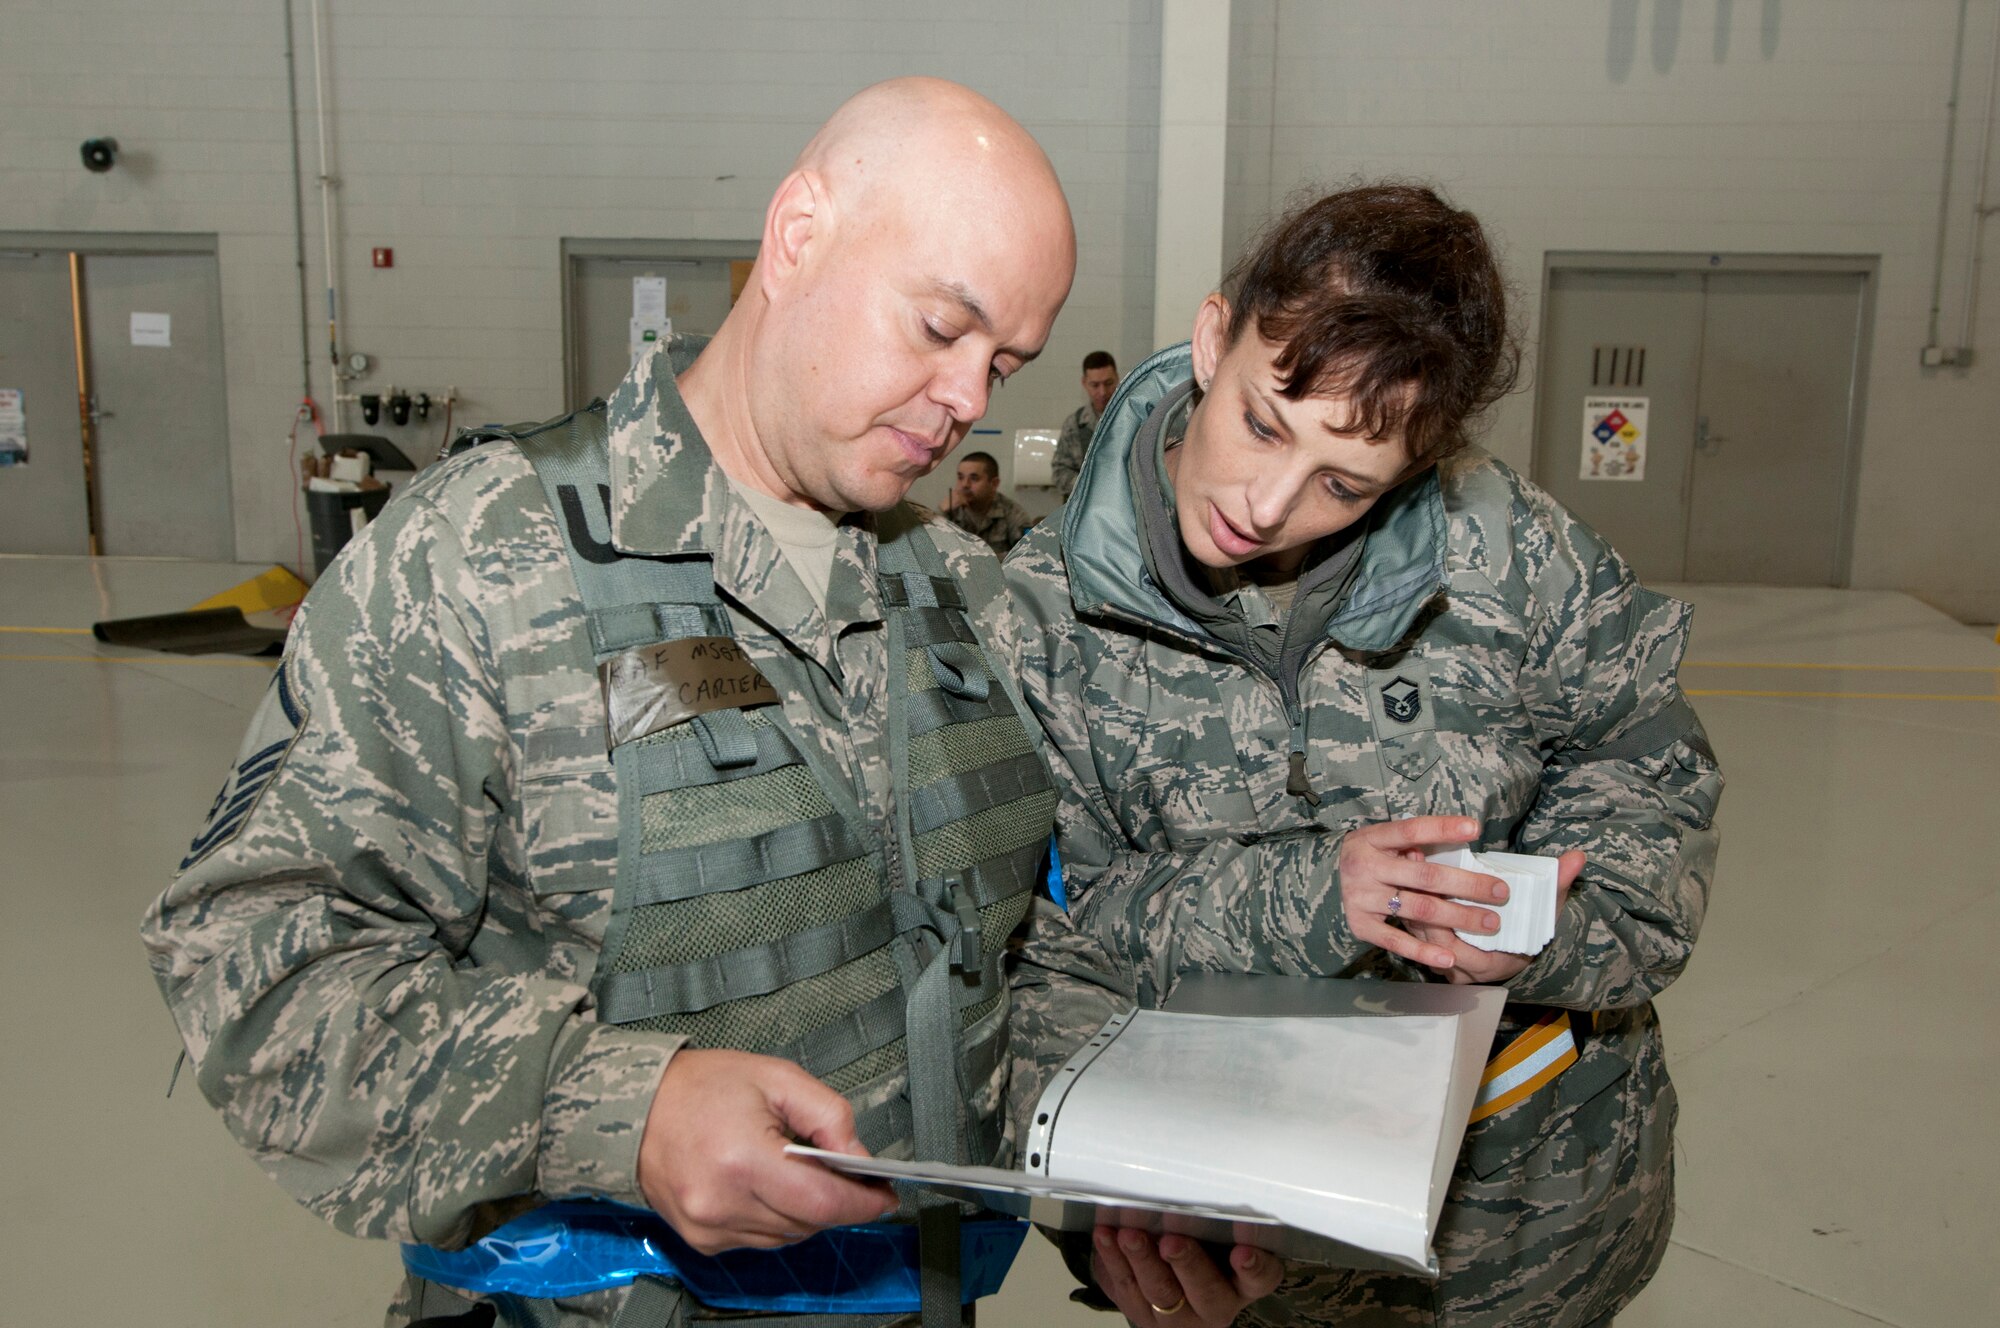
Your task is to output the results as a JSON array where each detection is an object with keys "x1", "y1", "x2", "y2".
[
  {"x1": 87, "y1": 395, "x2": 113, "y2": 424},
  {"x1": 1695, "y1": 416, "x2": 1726, "y2": 454}
]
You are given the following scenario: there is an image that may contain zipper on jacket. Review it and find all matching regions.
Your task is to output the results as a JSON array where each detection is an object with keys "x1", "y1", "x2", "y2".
[
  {"x1": 1276, "y1": 609, "x2": 1327, "y2": 807},
  {"x1": 1285, "y1": 715, "x2": 1320, "y2": 806},
  {"x1": 1091, "y1": 598, "x2": 1327, "y2": 805}
]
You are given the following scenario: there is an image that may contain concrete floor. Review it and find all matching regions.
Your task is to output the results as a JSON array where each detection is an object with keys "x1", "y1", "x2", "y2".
[{"x1": 1, "y1": 556, "x2": 1994, "y2": 1326}]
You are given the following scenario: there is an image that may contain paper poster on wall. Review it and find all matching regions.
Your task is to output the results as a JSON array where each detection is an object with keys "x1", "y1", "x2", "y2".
[
  {"x1": 1580, "y1": 396, "x2": 1647, "y2": 480},
  {"x1": 0, "y1": 389, "x2": 26, "y2": 466},
  {"x1": 130, "y1": 312, "x2": 172, "y2": 348},
  {"x1": 632, "y1": 276, "x2": 668, "y2": 322},
  {"x1": 629, "y1": 316, "x2": 673, "y2": 367}
]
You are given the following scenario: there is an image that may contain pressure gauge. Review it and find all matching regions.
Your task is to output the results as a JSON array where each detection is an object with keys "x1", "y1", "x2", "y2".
[{"x1": 346, "y1": 352, "x2": 371, "y2": 376}]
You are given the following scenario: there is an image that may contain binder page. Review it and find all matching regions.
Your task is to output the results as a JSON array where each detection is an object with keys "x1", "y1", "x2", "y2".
[{"x1": 1041, "y1": 1010, "x2": 1456, "y2": 1270}]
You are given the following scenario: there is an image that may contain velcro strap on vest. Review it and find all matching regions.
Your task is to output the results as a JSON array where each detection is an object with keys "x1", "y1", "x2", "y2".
[
  {"x1": 781, "y1": 986, "x2": 912, "y2": 1081},
  {"x1": 909, "y1": 751, "x2": 1051, "y2": 835},
  {"x1": 590, "y1": 600, "x2": 731, "y2": 657},
  {"x1": 776, "y1": 937, "x2": 1008, "y2": 1086},
  {"x1": 1468, "y1": 1010, "x2": 1578, "y2": 1123},
  {"x1": 924, "y1": 643, "x2": 990, "y2": 702},
  {"x1": 638, "y1": 721, "x2": 801, "y2": 793},
  {"x1": 904, "y1": 684, "x2": 1014, "y2": 740},
  {"x1": 918, "y1": 852, "x2": 1040, "y2": 916},
  {"x1": 625, "y1": 813, "x2": 872, "y2": 905},
  {"x1": 690, "y1": 705, "x2": 760, "y2": 770},
  {"x1": 596, "y1": 898, "x2": 901, "y2": 1023},
  {"x1": 881, "y1": 572, "x2": 965, "y2": 611},
  {"x1": 902, "y1": 606, "x2": 979, "y2": 650}
]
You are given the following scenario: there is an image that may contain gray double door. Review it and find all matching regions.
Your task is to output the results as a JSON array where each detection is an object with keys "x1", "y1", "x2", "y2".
[
  {"x1": 1533, "y1": 264, "x2": 1870, "y2": 585},
  {"x1": 0, "y1": 241, "x2": 233, "y2": 559}
]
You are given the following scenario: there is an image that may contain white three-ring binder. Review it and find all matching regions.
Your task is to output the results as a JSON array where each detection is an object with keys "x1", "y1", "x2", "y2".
[{"x1": 792, "y1": 975, "x2": 1506, "y2": 1276}]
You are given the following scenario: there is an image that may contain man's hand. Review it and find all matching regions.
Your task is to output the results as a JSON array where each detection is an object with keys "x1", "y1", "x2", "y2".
[
  {"x1": 1337, "y1": 817, "x2": 1510, "y2": 970},
  {"x1": 637, "y1": 1048, "x2": 897, "y2": 1254},
  {"x1": 1403, "y1": 849, "x2": 1585, "y2": 984},
  {"x1": 1091, "y1": 1227, "x2": 1283, "y2": 1327}
]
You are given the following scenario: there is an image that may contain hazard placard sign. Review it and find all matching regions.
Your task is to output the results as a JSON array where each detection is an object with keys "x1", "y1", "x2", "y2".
[{"x1": 1581, "y1": 396, "x2": 1647, "y2": 481}]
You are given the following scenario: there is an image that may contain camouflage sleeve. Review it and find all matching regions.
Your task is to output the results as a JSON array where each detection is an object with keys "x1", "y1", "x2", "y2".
[
  {"x1": 139, "y1": 488, "x2": 678, "y2": 1248},
  {"x1": 1002, "y1": 530, "x2": 1368, "y2": 1007},
  {"x1": 944, "y1": 529, "x2": 1137, "y2": 1149},
  {"x1": 1002, "y1": 899, "x2": 1135, "y2": 1154},
  {"x1": 1503, "y1": 515, "x2": 1723, "y2": 1010},
  {"x1": 1051, "y1": 412, "x2": 1086, "y2": 501}
]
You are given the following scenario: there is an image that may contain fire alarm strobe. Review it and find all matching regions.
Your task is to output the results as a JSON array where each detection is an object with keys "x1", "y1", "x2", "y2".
[{"x1": 372, "y1": 248, "x2": 394, "y2": 268}]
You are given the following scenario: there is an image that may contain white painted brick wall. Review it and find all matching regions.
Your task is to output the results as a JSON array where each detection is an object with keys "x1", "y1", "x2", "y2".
[
  {"x1": 1225, "y1": 0, "x2": 2000, "y2": 621},
  {"x1": 10, "y1": 1, "x2": 1992, "y2": 616},
  {"x1": 0, "y1": 0, "x2": 1163, "y2": 557}
]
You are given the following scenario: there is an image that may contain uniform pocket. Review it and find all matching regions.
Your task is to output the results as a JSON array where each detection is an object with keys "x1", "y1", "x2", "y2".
[
  {"x1": 520, "y1": 723, "x2": 617, "y2": 895},
  {"x1": 1463, "y1": 1029, "x2": 1631, "y2": 1180},
  {"x1": 1366, "y1": 664, "x2": 1440, "y2": 781},
  {"x1": 1378, "y1": 732, "x2": 1441, "y2": 781}
]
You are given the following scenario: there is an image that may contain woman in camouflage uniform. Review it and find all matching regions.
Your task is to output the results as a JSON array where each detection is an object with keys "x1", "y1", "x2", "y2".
[{"x1": 1004, "y1": 185, "x2": 1722, "y2": 1327}]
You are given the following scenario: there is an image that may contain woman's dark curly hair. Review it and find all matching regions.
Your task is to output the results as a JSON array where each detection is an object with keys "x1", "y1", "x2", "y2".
[{"x1": 1223, "y1": 182, "x2": 1519, "y2": 466}]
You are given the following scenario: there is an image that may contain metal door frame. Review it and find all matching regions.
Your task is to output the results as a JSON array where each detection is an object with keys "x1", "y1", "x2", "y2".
[
  {"x1": 559, "y1": 238, "x2": 757, "y2": 409},
  {"x1": 0, "y1": 230, "x2": 231, "y2": 558},
  {"x1": 1532, "y1": 251, "x2": 1878, "y2": 587}
]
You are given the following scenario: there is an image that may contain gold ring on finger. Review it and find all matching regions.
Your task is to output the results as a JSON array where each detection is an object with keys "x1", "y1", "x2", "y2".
[{"x1": 1150, "y1": 1295, "x2": 1187, "y2": 1316}]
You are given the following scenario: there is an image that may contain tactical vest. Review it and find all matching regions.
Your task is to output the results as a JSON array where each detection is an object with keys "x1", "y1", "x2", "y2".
[{"x1": 458, "y1": 401, "x2": 1052, "y2": 1322}]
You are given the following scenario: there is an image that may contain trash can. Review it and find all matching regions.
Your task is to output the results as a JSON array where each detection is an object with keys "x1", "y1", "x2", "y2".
[{"x1": 306, "y1": 485, "x2": 392, "y2": 577}]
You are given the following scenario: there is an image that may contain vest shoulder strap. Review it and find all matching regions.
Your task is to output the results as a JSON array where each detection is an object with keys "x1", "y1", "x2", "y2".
[{"x1": 506, "y1": 401, "x2": 726, "y2": 654}]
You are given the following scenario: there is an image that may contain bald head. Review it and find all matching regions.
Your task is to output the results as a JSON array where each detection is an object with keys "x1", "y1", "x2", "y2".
[
  {"x1": 684, "y1": 77, "x2": 1077, "y2": 514},
  {"x1": 795, "y1": 79, "x2": 1072, "y2": 256}
]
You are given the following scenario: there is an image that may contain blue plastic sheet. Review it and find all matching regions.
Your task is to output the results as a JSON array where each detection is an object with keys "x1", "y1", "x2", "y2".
[{"x1": 402, "y1": 1201, "x2": 1027, "y2": 1313}]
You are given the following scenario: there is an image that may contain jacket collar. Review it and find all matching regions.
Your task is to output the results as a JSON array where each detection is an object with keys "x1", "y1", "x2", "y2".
[
  {"x1": 1059, "y1": 342, "x2": 1449, "y2": 656},
  {"x1": 605, "y1": 334, "x2": 732, "y2": 558},
  {"x1": 602, "y1": 335, "x2": 883, "y2": 669}
]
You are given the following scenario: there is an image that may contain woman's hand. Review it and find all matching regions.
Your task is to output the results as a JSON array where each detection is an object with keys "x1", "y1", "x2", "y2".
[
  {"x1": 1402, "y1": 849, "x2": 1585, "y2": 984},
  {"x1": 1091, "y1": 1227, "x2": 1283, "y2": 1328},
  {"x1": 1337, "y1": 817, "x2": 1511, "y2": 970}
]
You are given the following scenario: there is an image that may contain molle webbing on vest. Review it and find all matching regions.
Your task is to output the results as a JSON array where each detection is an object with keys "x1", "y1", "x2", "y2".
[{"x1": 508, "y1": 404, "x2": 1047, "y2": 1200}]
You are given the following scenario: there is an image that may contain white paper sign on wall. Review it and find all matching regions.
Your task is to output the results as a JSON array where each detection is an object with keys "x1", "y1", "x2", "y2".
[
  {"x1": 1580, "y1": 395, "x2": 1647, "y2": 481},
  {"x1": 0, "y1": 388, "x2": 27, "y2": 467},
  {"x1": 632, "y1": 276, "x2": 668, "y2": 322},
  {"x1": 130, "y1": 312, "x2": 173, "y2": 348}
]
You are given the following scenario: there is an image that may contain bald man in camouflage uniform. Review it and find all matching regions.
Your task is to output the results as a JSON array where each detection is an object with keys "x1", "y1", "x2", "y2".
[{"x1": 137, "y1": 79, "x2": 1207, "y2": 1328}]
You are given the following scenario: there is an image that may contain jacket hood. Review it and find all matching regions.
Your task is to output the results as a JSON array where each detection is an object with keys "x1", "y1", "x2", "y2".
[{"x1": 1058, "y1": 342, "x2": 1450, "y2": 655}]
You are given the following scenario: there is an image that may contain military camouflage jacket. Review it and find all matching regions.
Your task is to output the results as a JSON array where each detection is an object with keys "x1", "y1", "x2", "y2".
[
  {"x1": 1004, "y1": 345, "x2": 1722, "y2": 1327},
  {"x1": 139, "y1": 340, "x2": 1122, "y2": 1275},
  {"x1": 1050, "y1": 401, "x2": 1099, "y2": 501},
  {"x1": 946, "y1": 490, "x2": 1036, "y2": 558}
]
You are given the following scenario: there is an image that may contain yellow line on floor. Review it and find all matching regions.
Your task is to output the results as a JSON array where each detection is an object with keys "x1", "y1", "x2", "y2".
[
  {"x1": 0, "y1": 626, "x2": 93, "y2": 635},
  {"x1": 0, "y1": 652, "x2": 276, "y2": 669},
  {"x1": 1686, "y1": 687, "x2": 1998, "y2": 702},
  {"x1": 1683, "y1": 659, "x2": 2000, "y2": 674}
]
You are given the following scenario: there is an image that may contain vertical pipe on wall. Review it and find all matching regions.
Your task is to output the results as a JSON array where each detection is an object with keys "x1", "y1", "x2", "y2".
[
  {"x1": 283, "y1": 1, "x2": 314, "y2": 407},
  {"x1": 309, "y1": 0, "x2": 344, "y2": 431},
  {"x1": 1955, "y1": 1, "x2": 2000, "y2": 353},
  {"x1": 1926, "y1": 0, "x2": 1972, "y2": 355}
]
